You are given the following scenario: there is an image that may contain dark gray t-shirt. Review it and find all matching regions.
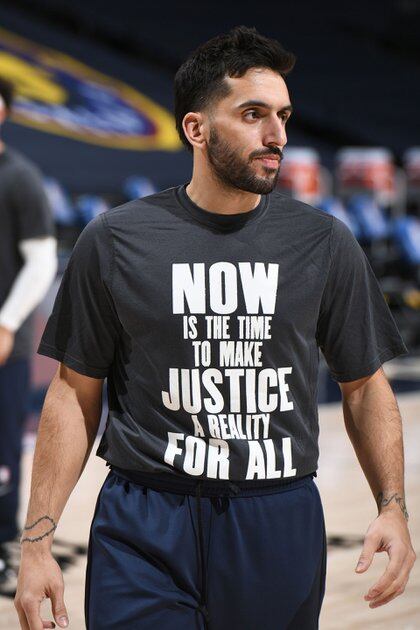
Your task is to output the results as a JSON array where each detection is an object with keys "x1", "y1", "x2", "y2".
[
  {"x1": 38, "y1": 184, "x2": 408, "y2": 482},
  {"x1": 0, "y1": 147, "x2": 54, "y2": 361}
]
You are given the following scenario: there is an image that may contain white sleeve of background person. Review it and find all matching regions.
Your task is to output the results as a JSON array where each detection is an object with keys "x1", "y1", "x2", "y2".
[{"x1": 0, "y1": 236, "x2": 58, "y2": 332}]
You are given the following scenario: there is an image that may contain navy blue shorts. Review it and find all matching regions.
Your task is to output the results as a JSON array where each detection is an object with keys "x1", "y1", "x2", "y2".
[{"x1": 85, "y1": 468, "x2": 327, "y2": 630}]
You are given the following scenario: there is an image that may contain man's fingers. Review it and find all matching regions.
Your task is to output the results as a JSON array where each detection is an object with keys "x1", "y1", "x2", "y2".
[
  {"x1": 355, "y1": 533, "x2": 381, "y2": 573},
  {"x1": 16, "y1": 595, "x2": 57, "y2": 630},
  {"x1": 16, "y1": 605, "x2": 30, "y2": 630},
  {"x1": 20, "y1": 597, "x2": 44, "y2": 630},
  {"x1": 365, "y1": 562, "x2": 400, "y2": 600},
  {"x1": 50, "y1": 586, "x2": 69, "y2": 628},
  {"x1": 365, "y1": 544, "x2": 407, "y2": 600},
  {"x1": 367, "y1": 551, "x2": 415, "y2": 606},
  {"x1": 367, "y1": 573, "x2": 409, "y2": 608}
]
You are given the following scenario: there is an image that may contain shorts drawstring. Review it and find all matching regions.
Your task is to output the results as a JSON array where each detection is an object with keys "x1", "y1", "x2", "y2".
[{"x1": 194, "y1": 480, "x2": 240, "y2": 629}]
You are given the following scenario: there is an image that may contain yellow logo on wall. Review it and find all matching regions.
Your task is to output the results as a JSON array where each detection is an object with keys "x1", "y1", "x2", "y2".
[{"x1": 0, "y1": 27, "x2": 181, "y2": 150}]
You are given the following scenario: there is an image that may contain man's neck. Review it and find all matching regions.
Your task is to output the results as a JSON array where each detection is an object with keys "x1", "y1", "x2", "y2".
[{"x1": 186, "y1": 170, "x2": 261, "y2": 216}]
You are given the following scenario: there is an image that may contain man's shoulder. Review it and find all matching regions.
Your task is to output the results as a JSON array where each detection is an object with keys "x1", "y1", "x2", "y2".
[
  {"x1": 76, "y1": 187, "x2": 179, "y2": 248},
  {"x1": 104, "y1": 187, "x2": 178, "y2": 225},
  {"x1": 268, "y1": 189, "x2": 333, "y2": 225}
]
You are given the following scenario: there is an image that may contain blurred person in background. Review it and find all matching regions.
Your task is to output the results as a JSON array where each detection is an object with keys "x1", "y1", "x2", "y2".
[
  {"x1": 14, "y1": 26, "x2": 416, "y2": 630},
  {"x1": 0, "y1": 77, "x2": 57, "y2": 586}
]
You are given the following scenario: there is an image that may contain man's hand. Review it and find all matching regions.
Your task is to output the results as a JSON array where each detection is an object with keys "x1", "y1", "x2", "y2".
[
  {"x1": 14, "y1": 550, "x2": 69, "y2": 629},
  {"x1": 0, "y1": 324, "x2": 15, "y2": 365},
  {"x1": 355, "y1": 508, "x2": 416, "y2": 608},
  {"x1": 13, "y1": 364, "x2": 103, "y2": 629}
]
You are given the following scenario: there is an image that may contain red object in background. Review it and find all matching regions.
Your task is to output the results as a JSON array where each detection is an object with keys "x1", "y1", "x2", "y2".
[
  {"x1": 276, "y1": 147, "x2": 322, "y2": 204},
  {"x1": 336, "y1": 147, "x2": 396, "y2": 206}
]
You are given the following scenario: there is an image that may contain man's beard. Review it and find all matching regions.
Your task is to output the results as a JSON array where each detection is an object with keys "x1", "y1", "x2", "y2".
[{"x1": 207, "y1": 127, "x2": 282, "y2": 194}]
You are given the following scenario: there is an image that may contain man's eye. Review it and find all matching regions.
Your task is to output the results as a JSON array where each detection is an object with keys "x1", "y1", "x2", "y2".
[{"x1": 244, "y1": 110, "x2": 259, "y2": 120}]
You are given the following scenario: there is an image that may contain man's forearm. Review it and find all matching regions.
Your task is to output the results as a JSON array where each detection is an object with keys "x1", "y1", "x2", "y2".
[
  {"x1": 20, "y1": 368, "x2": 102, "y2": 556},
  {"x1": 341, "y1": 372, "x2": 408, "y2": 520}
]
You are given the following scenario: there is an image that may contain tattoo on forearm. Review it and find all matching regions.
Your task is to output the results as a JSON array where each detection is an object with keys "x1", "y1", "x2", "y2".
[
  {"x1": 376, "y1": 492, "x2": 409, "y2": 521},
  {"x1": 20, "y1": 515, "x2": 57, "y2": 543}
]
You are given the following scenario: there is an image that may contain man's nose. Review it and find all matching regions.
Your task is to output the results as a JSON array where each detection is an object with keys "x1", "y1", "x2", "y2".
[{"x1": 264, "y1": 117, "x2": 287, "y2": 149}]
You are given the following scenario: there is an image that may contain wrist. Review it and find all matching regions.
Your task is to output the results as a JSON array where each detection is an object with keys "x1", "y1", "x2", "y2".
[
  {"x1": 19, "y1": 514, "x2": 57, "y2": 554},
  {"x1": 20, "y1": 537, "x2": 53, "y2": 557},
  {"x1": 376, "y1": 491, "x2": 409, "y2": 521}
]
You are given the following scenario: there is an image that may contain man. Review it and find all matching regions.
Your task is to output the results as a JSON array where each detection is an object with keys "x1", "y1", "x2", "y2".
[
  {"x1": 0, "y1": 77, "x2": 57, "y2": 586},
  {"x1": 14, "y1": 26, "x2": 415, "y2": 630}
]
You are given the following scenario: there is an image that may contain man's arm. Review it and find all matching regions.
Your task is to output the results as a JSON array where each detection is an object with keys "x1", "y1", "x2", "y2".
[
  {"x1": 339, "y1": 366, "x2": 416, "y2": 609},
  {"x1": 14, "y1": 364, "x2": 104, "y2": 630}
]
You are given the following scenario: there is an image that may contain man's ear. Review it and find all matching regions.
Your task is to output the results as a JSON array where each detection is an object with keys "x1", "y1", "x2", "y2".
[{"x1": 182, "y1": 112, "x2": 207, "y2": 151}]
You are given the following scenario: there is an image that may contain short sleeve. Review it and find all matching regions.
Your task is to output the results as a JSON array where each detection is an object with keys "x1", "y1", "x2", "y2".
[
  {"x1": 316, "y1": 216, "x2": 409, "y2": 382},
  {"x1": 37, "y1": 213, "x2": 120, "y2": 378},
  {"x1": 12, "y1": 165, "x2": 55, "y2": 240}
]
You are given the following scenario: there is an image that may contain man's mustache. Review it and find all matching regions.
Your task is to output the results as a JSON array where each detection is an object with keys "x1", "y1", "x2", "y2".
[{"x1": 250, "y1": 148, "x2": 283, "y2": 161}]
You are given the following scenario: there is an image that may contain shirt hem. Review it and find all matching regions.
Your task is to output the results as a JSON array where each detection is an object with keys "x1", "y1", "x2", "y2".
[{"x1": 109, "y1": 464, "x2": 317, "y2": 497}]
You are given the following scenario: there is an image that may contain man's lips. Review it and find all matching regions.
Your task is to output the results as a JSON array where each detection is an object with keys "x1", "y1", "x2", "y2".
[{"x1": 254, "y1": 155, "x2": 281, "y2": 168}]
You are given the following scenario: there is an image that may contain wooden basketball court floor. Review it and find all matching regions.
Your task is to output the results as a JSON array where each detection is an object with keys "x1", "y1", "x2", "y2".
[{"x1": 1, "y1": 363, "x2": 419, "y2": 629}]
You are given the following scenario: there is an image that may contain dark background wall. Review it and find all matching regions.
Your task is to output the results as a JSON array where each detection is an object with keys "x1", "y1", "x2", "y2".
[{"x1": 0, "y1": 0, "x2": 418, "y2": 193}]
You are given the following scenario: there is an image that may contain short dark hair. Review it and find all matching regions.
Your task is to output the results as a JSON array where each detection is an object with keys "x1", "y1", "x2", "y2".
[
  {"x1": 0, "y1": 77, "x2": 14, "y2": 114},
  {"x1": 174, "y1": 25, "x2": 296, "y2": 152}
]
